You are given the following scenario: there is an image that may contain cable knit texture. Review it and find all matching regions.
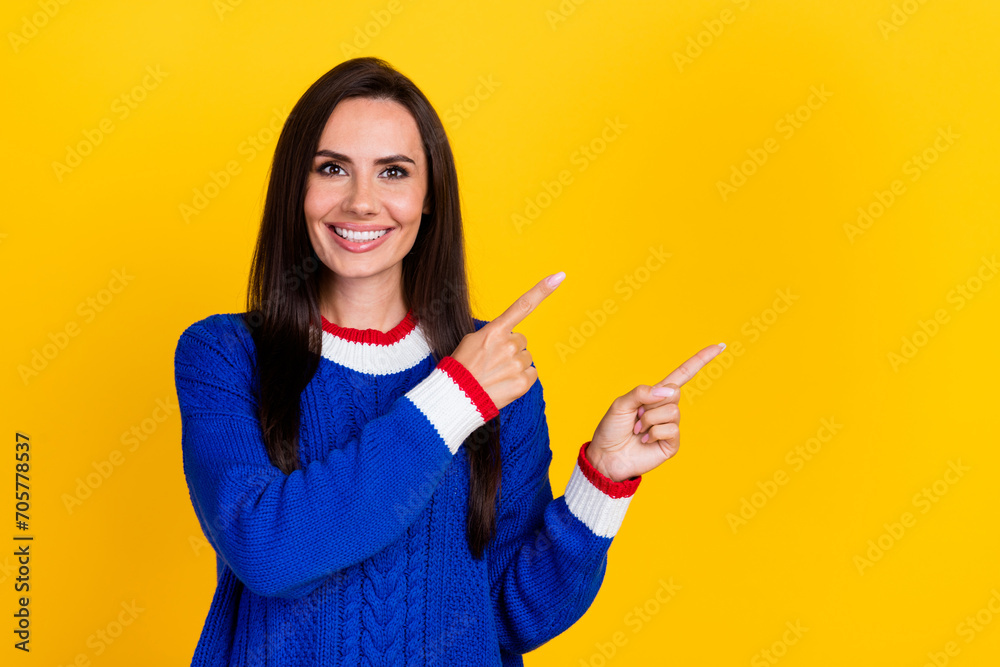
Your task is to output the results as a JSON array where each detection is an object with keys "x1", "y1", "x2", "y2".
[{"x1": 175, "y1": 307, "x2": 642, "y2": 666}]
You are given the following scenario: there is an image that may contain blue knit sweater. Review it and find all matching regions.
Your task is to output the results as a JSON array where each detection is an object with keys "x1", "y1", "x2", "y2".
[{"x1": 174, "y1": 307, "x2": 642, "y2": 666}]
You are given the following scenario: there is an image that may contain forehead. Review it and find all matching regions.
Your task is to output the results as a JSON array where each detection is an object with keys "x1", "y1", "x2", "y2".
[{"x1": 317, "y1": 97, "x2": 424, "y2": 160}]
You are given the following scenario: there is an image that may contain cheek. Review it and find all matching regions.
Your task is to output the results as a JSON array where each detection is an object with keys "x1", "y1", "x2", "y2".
[
  {"x1": 385, "y1": 192, "x2": 426, "y2": 222},
  {"x1": 304, "y1": 182, "x2": 337, "y2": 219}
]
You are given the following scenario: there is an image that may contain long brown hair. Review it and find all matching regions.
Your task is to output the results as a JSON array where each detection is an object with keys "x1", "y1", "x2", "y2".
[{"x1": 243, "y1": 57, "x2": 502, "y2": 559}]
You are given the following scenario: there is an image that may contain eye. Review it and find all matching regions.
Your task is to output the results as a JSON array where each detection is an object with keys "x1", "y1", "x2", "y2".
[
  {"x1": 316, "y1": 161, "x2": 343, "y2": 176},
  {"x1": 383, "y1": 165, "x2": 410, "y2": 179},
  {"x1": 314, "y1": 162, "x2": 410, "y2": 179}
]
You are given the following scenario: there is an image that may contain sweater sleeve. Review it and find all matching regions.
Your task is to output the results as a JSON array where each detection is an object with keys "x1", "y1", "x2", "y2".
[
  {"x1": 175, "y1": 314, "x2": 499, "y2": 600},
  {"x1": 487, "y1": 377, "x2": 641, "y2": 655}
]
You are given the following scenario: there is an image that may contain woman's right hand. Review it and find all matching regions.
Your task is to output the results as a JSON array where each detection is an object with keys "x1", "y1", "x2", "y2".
[{"x1": 450, "y1": 272, "x2": 565, "y2": 412}]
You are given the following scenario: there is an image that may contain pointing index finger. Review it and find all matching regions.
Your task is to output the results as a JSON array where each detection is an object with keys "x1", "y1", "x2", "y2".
[
  {"x1": 489, "y1": 272, "x2": 565, "y2": 333},
  {"x1": 656, "y1": 343, "x2": 726, "y2": 388}
]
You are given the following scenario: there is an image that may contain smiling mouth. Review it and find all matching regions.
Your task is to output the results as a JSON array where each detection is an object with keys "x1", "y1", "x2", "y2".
[{"x1": 327, "y1": 225, "x2": 391, "y2": 242}]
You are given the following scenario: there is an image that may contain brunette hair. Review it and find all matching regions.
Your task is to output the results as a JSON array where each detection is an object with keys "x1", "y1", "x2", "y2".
[{"x1": 243, "y1": 57, "x2": 501, "y2": 559}]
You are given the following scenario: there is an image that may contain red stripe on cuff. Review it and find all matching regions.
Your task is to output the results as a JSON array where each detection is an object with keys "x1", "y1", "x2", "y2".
[
  {"x1": 577, "y1": 441, "x2": 642, "y2": 498},
  {"x1": 437, "y1": 356, "x2": 500, "y2": 422}
]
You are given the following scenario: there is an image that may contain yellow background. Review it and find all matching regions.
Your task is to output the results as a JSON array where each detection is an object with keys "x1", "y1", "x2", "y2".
[{"x1": 2, "y1": 0, "x2": 998, "y2": 664}]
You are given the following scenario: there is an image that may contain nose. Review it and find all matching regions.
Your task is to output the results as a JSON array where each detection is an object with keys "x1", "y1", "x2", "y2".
[{"x1": 344, "y1": 175, "x2": 379, "y2": 216}]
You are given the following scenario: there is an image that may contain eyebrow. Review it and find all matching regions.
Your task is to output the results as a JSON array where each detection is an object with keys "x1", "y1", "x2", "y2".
[{"x1": 314, "y1": 149, "x2": 416, "y2": 166}]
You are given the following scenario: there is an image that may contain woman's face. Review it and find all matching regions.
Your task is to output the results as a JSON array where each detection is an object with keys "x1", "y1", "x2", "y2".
[{"x1": 305, "y1": 96, "x2": 430, "y2": 287}]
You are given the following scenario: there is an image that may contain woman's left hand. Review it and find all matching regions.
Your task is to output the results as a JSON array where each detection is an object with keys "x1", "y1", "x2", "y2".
[{"x1": 586, "y1": 343, "x2": 725, "y2": 482}]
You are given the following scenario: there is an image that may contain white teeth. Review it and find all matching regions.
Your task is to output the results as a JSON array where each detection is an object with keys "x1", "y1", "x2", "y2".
[{"x1": 333, "y1": 226, "x2": 388, "y2": 242}]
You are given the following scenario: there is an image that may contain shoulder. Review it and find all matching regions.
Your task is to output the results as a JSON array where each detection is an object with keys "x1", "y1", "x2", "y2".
[
  {"x1": 174, "y1": 313, "x2": 260, "y2": 413},
  {"x1": 174, "y1": 312, "x2": 257, "y2": 372}
]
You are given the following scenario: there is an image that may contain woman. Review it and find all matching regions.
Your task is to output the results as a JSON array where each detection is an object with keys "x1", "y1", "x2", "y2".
[{"x1": 174, "y1": 56, "x2": 723, "y2": 666}]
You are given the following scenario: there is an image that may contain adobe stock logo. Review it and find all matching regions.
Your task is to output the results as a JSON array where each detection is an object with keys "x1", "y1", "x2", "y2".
[
  {"x1": 512, "y1": 117, "x2": 627, "y2": 233},
  {"x1": 684, "y1": 287, "x2": 800, "y2": 405},
  {"x1": 577, "y1": 577, "x2": 681, "y2": 666},
  {"x1": 214, "y1": 0, "x2": 245, "y2": 20},
  {"x1": 52, "y1": 66, "x2": 169, "y2": 182},
  {"x1": 844, "y1": 126, "x2": 959, "y2": 243},
  {"x1": 672, "y1": 0, "x2": 753, "y2": 73},
  {"x1": 442, "y1": 75, "x2": 500, "y2": 131},
  {"x1": 878, "y1": 0, "x2": 933, "y2": 39},
  {"x1": 853, "y1": 459, "x2": 970, "y2": 575},
  {"x1": 62, "y1": 397, "x2": 178, "y2": 514},
  {"x1": 886, "y1": 254, "x2": 996, "y2": 372},
  {"x1": 555, "y1": 245, "x2": 671, "y2": 362},
  {"x1": 8, "y1": 0, "x2": 72, "y2": 53},
  {"x1": 339, "y1": 0, "x2": 408, "y2": 58},
  {"x1": 726, "y1": 417, "x2": 843, "y2": 534},
  {"x1": 18, "y1": 268, "x2": 135, "y2": 385},
  {"x1": 53, "y1": 600, "x2": 145, "y2": 665},
  {"x1": 179, "y1": 107, "x2": 288, "y2": 223},
  {"x1": 750, "y1": 620, "x2": 808, "y2": 667},
  {"x1": 716, "y1": 85, "x2": 833, "y2": 201},
  {"x1": 918, "y1": 588, "x2": 1000, "y2": 667}
]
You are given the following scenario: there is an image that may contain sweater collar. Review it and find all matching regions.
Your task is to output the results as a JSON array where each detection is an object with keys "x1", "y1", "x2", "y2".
[{"x1": 317, "y1": 307, "x2": 432, "y2": 374}]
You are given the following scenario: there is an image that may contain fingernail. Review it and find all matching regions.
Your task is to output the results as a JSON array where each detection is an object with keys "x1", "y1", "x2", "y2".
[
  {"x1": 633, "y1": 421, "x2": 641, "y2": 434},
  {"x1": 641, "y1": 433, "x2": 649, "y2": 443},
  {"x1": 718, "y1": 342, "x2": 726, "y2": 350},
  {"x1": 546, "y1": 271, "x2": 566, "y2": 288},
  {"x1": 651, "y1": 386, "x2": 674, "y2": 398}
]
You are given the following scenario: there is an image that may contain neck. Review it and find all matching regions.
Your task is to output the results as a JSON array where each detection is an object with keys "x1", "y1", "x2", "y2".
[{"x1": 318, "y1": 266, "x2": 409, "y2": 331}]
